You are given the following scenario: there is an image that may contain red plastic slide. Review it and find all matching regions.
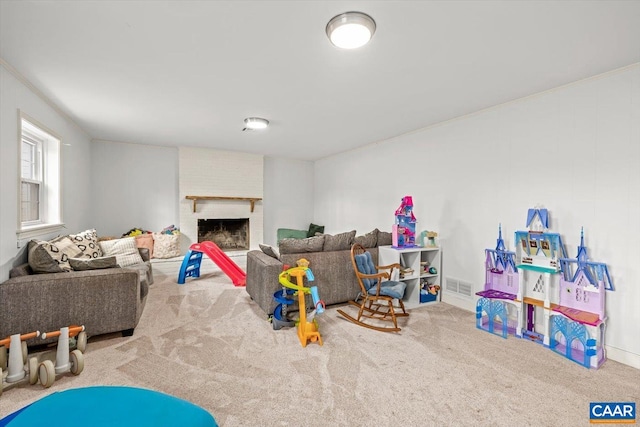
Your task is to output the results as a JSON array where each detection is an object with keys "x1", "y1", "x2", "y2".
[{"x1": 189, "y1": 241, "x2": 246, "y2": 287}]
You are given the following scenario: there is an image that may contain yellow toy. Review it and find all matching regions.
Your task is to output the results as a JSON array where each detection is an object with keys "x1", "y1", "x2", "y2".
[{"x1": 277, "y1": 259, "x2": 325, "y2": 347}]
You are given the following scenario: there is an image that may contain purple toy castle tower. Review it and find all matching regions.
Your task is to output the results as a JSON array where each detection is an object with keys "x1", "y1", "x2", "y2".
[{"x1": 476, "y1": 207, "x2": 615, "y2": 369}]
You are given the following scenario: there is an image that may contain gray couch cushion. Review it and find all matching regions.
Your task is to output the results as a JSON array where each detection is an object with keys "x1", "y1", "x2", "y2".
[
  {"x1": 9, "y1": 263, "x2": 33, "y2": 278},
  {"x1": 69, "y1": 256, "x2": 118, "y2": 271},
  {"x1": 323, "y1": 230, "x2": 356, "y2": 252},
  {"x1": 279, "y1": 235, "x2": 325, "y2": 254},
  {"x1": 259, "y1": 244, "x2": 280, "y2": 260},
  {"x1": 355, "y1": 229, "x2": 379, "y2": 248},
  {"x1": 246, "y1": 246, "x2": 380, "y2": 316},
  {"x1": 28, "y1": 237, "x2": 82, "y2": 273},
  {"x1": 378, "y1": 231, "x2": 392, "y2": 246}
]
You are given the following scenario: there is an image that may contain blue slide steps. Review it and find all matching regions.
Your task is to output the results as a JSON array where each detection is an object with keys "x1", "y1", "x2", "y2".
[{"x1": 178, "y1": 250, "x2": 203, "y2": 284}]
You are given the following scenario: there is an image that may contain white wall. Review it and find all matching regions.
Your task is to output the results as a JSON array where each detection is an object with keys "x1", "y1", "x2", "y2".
[
  {"x1": 263, "y1": 156, "x2": 314, "y2": 246},
  {"x1": 0, "y1": 63, "x2": 94, "y2": 280},
  {"x1": 90, "y1": 144, "x2": 311, "y2": 248},
  {"x1": 314, "y1": 64, "x2": 640, "y2": 367},
  {"x1": 90, "y1": 140, "x2": 178, "y2": 237}
]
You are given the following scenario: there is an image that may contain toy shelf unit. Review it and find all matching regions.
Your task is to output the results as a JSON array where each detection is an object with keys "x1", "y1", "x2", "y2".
[{"x1": 378, "y1": 245, "x2": 441, "y2": 309}]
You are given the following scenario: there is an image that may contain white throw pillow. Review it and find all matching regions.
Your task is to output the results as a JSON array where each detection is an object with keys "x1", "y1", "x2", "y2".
[{"x1": 98, "y1": 237, "x2": 144, "y2": 267}]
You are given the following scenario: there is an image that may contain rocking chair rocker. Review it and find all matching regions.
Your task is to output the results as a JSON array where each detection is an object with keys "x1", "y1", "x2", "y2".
[{"x1": 337, "y1": 244, "x2": 409, "y2": 332}]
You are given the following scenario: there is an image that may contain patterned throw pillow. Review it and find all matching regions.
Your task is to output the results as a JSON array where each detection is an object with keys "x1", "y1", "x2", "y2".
[
  {"x1": 68, "y1": 228, "x2": 103, "y2": 259},
  {"x1": 28, "y1": 237, "x2": 83, "y2": 273},
  {"x1": 99, "y1": 237, "x2": 144, "y2": 267},
  {"x1": 153, "y1": 232, "x2": 181, "y2": 259},
  {"x1": 323, "y1": 230, "x2": 356, "y2": 252}
]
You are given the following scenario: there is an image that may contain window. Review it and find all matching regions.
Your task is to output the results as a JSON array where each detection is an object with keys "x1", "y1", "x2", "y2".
[{"x1": 18, "y1": 113, "x2": 62, "y2": 235}]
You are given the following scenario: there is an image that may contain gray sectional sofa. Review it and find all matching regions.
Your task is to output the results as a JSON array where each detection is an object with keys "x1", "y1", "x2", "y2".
[
  {"x1": 246, "y1": 229, "x2": 390, "y2": 316},
  {"x1": 0, "y1": 237, "x2": 153, "y2": 345}
]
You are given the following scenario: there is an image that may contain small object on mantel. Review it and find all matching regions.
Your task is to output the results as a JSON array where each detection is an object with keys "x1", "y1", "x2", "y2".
[{"x1": 185, "y1": 196, "x2": 263, "y2": 213}]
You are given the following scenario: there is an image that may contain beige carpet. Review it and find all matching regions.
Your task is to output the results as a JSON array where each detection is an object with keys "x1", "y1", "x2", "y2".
[{"x1": 2, "y1": 259, "x2": 638, "y2": 426}]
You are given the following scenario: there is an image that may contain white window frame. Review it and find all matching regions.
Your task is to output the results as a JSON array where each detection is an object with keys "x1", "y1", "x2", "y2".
[
  {"x1": 21, "y1": 129, "x2": 44, "y2": 225},
  {"x1": 16, "y1": 112, "x2": 64, "y2": 240}
]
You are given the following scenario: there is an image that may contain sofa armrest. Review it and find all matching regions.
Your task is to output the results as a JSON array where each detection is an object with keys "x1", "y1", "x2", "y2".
[
  {"x1": 0, "y1": 268, "x2": 143, "y2": 342},
  {"x1": 245, "y1": 250, "x2": 284, "y2": 315}
]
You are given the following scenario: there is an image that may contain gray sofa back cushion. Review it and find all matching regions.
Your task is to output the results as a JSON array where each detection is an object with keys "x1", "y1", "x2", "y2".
[
  {"x1": 323, "y1": 230, "x2": 356, "y2": 252},
  {"x1": 279, "y1": 235, "x2": 325, "y2": 254},
  {"x1": 378, "y1": 231, "x2": 392, "y2": 246},
  {"x1": 28, "y1": 238, "x2": 82, "y2": 273},
  {"x1": 354, "y1": 229, "x2": 379, "y2": 248},
  {"x1": 69, "y1": 256, "x2": 118, "y2": 271}
]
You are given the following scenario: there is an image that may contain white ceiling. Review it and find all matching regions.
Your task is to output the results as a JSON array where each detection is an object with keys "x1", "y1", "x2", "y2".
[{"x1": 2, "y1": 1, "x2": 640, "y2": 161}]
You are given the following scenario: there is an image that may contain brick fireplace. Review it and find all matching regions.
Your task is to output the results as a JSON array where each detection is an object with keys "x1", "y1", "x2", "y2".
[{"x1": 178, "y1": 147, "x2": 264, "y2": 254}]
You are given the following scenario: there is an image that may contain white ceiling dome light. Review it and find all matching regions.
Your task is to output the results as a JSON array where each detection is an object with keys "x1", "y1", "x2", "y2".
[
  {"x1": 243, "y1": 117, "x2": 269, "y2": 131},
  {"x1": 326, "y1": 11, "x2": 376, "y2": 49}
]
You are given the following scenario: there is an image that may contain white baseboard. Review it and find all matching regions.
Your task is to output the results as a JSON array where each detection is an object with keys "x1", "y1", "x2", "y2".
[
  {"x1": 605, "y1": 345, "x2": 640, "y2": 369},
  {"x1": 441, "y1": 292, "x2": 476, "y2": 312}
]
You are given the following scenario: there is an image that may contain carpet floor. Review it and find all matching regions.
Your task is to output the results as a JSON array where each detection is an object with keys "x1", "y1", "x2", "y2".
[{"x1": 1, "y1": 258, "x2": 638, "y2": 426}]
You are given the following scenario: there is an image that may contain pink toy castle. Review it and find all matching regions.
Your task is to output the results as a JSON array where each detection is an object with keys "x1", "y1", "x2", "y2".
[{"x1": 392, "y1": 196, "x2": 417, "y2": 247}]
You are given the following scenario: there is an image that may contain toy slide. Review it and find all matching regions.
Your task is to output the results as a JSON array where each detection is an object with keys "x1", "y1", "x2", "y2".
[{"x1": 178, "y1": 241, "x2": 246, "y2": 286}]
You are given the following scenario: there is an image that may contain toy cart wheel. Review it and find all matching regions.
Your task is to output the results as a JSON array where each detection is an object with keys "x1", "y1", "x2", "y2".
[
  {"x1": 0, "y1": 346, "x2": 6, "y2": 370},
  {"x1": 70, "y1": 350, "x2": 84, "y2": 375},
  {"x1": 77, "y1": 331, "x2": 87, "y2": 353},
  {"x1": 21, "y1": 341, "x2": 28, "y2": 365},
  {"x1": 28, "y1": 357, "x2": 38, "y2": 385},
  {"x1": 39, "y1": 360, "x2": 55, "y2": 388}
]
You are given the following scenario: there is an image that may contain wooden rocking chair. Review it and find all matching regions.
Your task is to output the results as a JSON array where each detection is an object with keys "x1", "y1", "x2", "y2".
[{"x1": 337, "y1": 244, "x2": 409, "y2": 332}]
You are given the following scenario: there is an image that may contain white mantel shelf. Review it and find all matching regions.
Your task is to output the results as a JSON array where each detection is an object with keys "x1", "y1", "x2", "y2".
[{"x1": 185, "y1": 196, "x2": 262, "y2": 213}]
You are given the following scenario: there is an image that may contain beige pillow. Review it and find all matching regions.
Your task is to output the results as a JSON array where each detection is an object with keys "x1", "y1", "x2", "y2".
[
  {"x1": 99, "y1": 237, "x2": 144, "y2": 267},
  {"x1": 153, "y1": 232, "x2": 181, "y2": 259},
  {"x1": 68, "y1": 228, "x2": 102, "y2": 259}
]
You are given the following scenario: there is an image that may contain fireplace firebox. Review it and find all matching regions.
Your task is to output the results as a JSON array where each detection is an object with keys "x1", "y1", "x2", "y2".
[{"x1": 197, "y1": 218, "x2": 249, "y2": 251}]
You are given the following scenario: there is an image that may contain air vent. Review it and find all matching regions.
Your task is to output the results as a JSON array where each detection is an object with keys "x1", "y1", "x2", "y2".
[{"x1": 445, "y1": 277, "x2": 473, "y2": 298}]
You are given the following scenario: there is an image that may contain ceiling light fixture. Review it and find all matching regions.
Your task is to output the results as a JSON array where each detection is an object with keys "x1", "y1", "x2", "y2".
[
  {"x1": 243, "y1": 117, "x2": 269, "y2": 131},
  {"x1": 326, "y1": 11, "x2": 376, "y2": 49}
]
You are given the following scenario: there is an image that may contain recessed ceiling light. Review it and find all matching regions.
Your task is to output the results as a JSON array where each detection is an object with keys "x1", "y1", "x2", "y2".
[
  {"x1": 243, "y1": 117, "x2": 269, "y2": 131},
  {"x1": 326, "y1": 11, "x2": 376, "y2": 49}
]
